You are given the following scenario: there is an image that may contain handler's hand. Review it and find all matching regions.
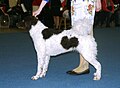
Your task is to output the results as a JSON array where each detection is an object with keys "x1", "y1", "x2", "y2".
[
  {"x1": 33, "y1": 10, "x2": 40, "y2": 17},
  {"x1": 95, "y1": 0, "x2": 102, "y2": 12}
]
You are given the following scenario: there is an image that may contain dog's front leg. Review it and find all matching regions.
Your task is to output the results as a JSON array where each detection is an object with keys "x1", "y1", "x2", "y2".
[
  {"x1": 31, "y1": 56, "x2": 45, "y2": 80},
  {"x1": 31, "y1": 43, "x2": 46, "y2": 80},
  {"x1": 39, "y1": 55, "x2": 50, "y2": 77}
]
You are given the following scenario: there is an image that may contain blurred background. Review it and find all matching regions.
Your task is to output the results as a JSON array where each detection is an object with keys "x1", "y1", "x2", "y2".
[{"x1": 0, "y1": 0, "x2": 120, "y2": 32}]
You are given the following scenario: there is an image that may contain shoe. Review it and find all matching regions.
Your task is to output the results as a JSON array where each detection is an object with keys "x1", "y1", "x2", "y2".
[{"x1": 66, "y1": 69, "x2": 90, "y2": 75}]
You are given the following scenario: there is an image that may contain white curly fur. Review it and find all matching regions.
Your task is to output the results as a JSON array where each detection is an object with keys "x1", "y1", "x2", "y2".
[{"x1": 29, "y1": 19, "x2": 101, "y2": 80}]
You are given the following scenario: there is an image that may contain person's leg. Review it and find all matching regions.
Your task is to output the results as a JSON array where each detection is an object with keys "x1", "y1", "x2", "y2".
[
  {"x1": 53, "y1": 16, "x2": 56, "y2": 28},
  {"x1": 67, "y1": 52, "x2": 90, "y2": 75},
  {"x1": 73, "y1": 55, "x2": 89, "y2": 72},
  {"x1": 106, "y1": 12, "x2": 111, "y2": 27},
  {"x1": 53, "y1": 16, "x2": 60, "y2": 29},
  {"x1": 55, "y1": 16, "x2": 60, "y2": 29},
  {"x1": 67, "y1": 28, "x2": 93, "y2": 75}
]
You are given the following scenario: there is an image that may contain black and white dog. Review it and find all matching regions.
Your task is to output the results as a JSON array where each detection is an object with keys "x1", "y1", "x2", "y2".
[{"x1": 19, "y1": 16, "x2": 101, "y2": 80}]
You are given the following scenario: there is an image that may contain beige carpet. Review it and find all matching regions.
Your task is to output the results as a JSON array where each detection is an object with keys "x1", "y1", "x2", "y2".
[{"x1": 0, "y1": 28, "x2": 27, "y2": 33}]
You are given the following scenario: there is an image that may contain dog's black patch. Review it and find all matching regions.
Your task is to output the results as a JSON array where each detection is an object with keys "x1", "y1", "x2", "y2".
[
  {"x1": 61, "y1": 36, "x2": 79, "y2": 50},
  {"x1": 42, "y1": 28, "x2": 53, "y2": 39},
  {"x1": 42, "y1": 28, "x2": 63, "y2": 39},
  {"x1": 69, "y1": 37, "x2": 79, "y2": 48},
  {"x1": 60, "y1": 36, "x2": 70, "y2": 49}
]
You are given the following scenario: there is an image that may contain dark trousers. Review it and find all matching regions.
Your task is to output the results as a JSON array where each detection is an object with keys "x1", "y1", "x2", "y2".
[{"x1": 38, "y1": 5, "x2": 54, "y2": 28}]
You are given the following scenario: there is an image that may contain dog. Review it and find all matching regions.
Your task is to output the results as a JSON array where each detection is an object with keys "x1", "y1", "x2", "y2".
[{"x1": 20, "y1": 16, "x2": 101, "y2": 80}]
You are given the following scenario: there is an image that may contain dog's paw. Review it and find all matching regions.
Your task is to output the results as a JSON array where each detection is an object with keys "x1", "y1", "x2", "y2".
[
  {"x1": 93, "y1": 73, "x2": 101, "y2": 80},
  {"x1": 31, "y1": 76, "x2": 40, "y2": 80},
  {"x1": 40, "y1": 72, "x2": 46, "y2": 78},
  {"x1": 93, "y1": 76, "x2": 101, "y2": 80},
  {"x1": 31, "y1": 74, "x2": 46, "y2": 80}
]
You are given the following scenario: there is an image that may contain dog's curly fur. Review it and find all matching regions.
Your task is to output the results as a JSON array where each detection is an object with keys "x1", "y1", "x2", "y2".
[{"x1": 23, "y1": 16, "x2": 101, "y2": 80}]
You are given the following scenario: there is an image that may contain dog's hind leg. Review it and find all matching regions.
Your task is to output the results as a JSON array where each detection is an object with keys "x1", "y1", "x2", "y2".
[
  {"x1": 82, "y1": 50, "x2": 101, "y2": 80},
  {"x1": 80, "y1": 49, "x2": 101, "y2": 80},
  {"x1": 78, "y1": 36, "x2": 101, "y2": 80},
  {"x1": 90, "y1": 59, "x2": 101, "y2": 80}
]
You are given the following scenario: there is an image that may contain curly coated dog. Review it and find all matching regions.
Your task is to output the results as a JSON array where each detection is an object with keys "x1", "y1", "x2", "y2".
[{"x1": 19, "y1": 16, "x2": 101, "y2": 80}]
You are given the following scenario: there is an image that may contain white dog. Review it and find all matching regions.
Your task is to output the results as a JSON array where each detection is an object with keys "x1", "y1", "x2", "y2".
[{"x1": 24, "y1": 16, "x2": 101, "y2": 80}]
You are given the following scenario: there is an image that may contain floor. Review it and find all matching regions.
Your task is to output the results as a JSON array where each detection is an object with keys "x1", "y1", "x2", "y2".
[
  {"x1": 0, "y1": 27, "x2": 120, "y2": 88},
  {"x1": 0, "y1": 27, "x2": 27, "y2": 33}
]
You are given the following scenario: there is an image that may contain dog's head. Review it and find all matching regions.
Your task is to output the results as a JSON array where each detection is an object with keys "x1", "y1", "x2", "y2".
[{"x1": 16, "y1": 16, "x2": 39, "y2": 30}]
